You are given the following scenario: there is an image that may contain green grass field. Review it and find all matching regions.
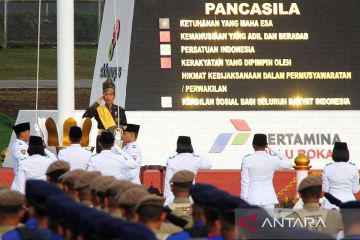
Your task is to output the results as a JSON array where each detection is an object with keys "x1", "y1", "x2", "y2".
[
  {"x1": 0, "y1": 113, "x2": 15, "y2": 156},
  {"x1": 0, "y1": 48, "x2": 97, "y2": 80}
]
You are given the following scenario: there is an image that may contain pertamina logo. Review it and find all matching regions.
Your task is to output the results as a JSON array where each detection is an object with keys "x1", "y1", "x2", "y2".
[{"x1": 209, "y1": 119, "x2": 251, "y2": 153}]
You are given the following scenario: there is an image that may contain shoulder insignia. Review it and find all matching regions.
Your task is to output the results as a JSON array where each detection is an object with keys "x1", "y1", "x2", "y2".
[
  {"x1": 19, "y1": 142, "x2": 23, "y2": 145},
  {"x1": 45, "y1": 155, "x2": 51, "y2": 158},
  {"x1": 269, "y1": 151, "x2": 277, "y2": 156},
  {"x1": 348, "y1": 162, "x2": 356, "y2": 166},
  {"x1": 243, "y1": 154, "x2": 251, "y2": 158},
  {"x1": 192, "y1": 153, "x2": 200, "y2": 157},
  {"x1": 132, "y1": 145, "x2": 137, "y2": 149},
  {"x1": 168, "y1": 155, "x2": 176, "y2": 160},
  {"x1": 325, "y1": 162, "x2": 333, "y2": 166}
]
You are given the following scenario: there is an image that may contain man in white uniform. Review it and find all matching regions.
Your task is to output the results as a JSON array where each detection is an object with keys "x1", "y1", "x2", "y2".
[
  {"x1": 240, "y1": 133, "x2": 293, "y2": 208},
  {"x1": 58, "y1": 126, "x2": 92, "y2": 170},
  {"x1": 121, "y1": 124, "x2": 142, "y2": 184},
  {"x1": 11, "y1": 136, "x2": 56, "y2": 194},
  {"x1": 87, "y1": 132, "x2": 138, "y2": 180},
  {"x1": 9, "y1": 122, "x2": 30, "y2": 175},
  {"x1": 164, "y1": 136, "x2": 212, "y2": 205}
]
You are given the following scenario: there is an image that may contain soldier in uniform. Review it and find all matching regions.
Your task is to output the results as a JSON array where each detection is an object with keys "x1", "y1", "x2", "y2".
[
  {"x1": 287, "y1": 175, "x2": 343, "y2": 238},
  {"x1": 10, "y1": 136, "x2": 56, "y2": 194},
  {"x1": 164, "y1": 136, "x2": 212, "y2": 205},
  {"x1": 134, "y1": 195, "x2": 169, "y2": 240},
  {"x1": 122, "y1": 123, "x2": 142, "y2": 184},
  {"x1": 0, "y1": 190, "x2": 25, "y2": 238},
  {"x1": 58, "y1": 126, "x2": 92, "y2": 170},
  {"x1": 9, "y1": 122, "x2": 30, "y2": 175},
  {"x1": 322, "y1": 142, "x2": 359, "y2": 209},
  {"x1": 167, "y1": 170, "x2": 194, "y2": 228},
  {"x1": 82, "y1": 76, "x2": 127, "y2": 153},
  {"x1": 45, "y1": 160, "x2": 70, "y2": 184},
  {"x1": 58, "y1": 169, "x2": 86, "y2": 199},
  {"x1": 87, "y1": 132, "x2": 138, "y2": 180},
  {"x1": 73, "y1": 171, "x2": 102, "y2": 207},
  {"x1": 240, "y1": 133, "x2": 293, "y2": 208}
]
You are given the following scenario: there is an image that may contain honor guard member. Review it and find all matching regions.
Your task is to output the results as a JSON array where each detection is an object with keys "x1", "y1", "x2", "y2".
[
  {"x1": 9, "y1": 122, "x2": 30, "y2": 175},
  {"x1": 286, "y1": 176, "x2": 342, "y2": 238},
  {"x1": 11, "y1": 136, "x2": 56, "y2": 194},
  {"x1": 58, "y1": 126, "x2": 92, "y2": 170},
  {"x1": 87, "y1": 132, "x2": 138, "y2": 180},
  {"x1": 122, "y1": 124, "x2": 142, "y2": 184},
  {"x1": 240, "y1": 133, "x2": 292, "y2": 208},
  {"x1": 164, "y1": 136, "x2": 212, "y2": 205},
  {"x1": 322, "y1": 142, "x2": 359, "y2": 210},
  {"x1": 82, "y1": 76, "x2": 127, "y2": 153}
]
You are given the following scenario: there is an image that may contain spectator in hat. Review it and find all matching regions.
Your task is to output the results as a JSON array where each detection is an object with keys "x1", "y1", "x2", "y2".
[
  {"x1": 286, "y1": 176, "x2": 342, "y2": 237},
  {"x1": 9, "y1": 122, "x2": 30, "y2": 176},
  {"x1": 11, "y1": 136, "x2": 56, "y2": 194},
  {"x1": 0, "y1": 190, "x2": 26, "y2": 237},
  {"x1": 240, "y1": 133, "x2": 292, "y2": 208},
  {"x1": 58, "y1": 126, "x2": 92, "y2": 170},
  {"x1": 322, "y1": 142, "x2": 359, "y2": 209},
  {"x1": 87, "y1": 132, "x2": 138, "y2": 181},
  {"x1": 121, "y1": 123, "x2": 142, "y2": 184},
  {"x1": 46, "y1": 160, "x2": 70, "y2": 184},
  {"x1": 164, "y1": 136, "x2": 212, "y2": 205}
]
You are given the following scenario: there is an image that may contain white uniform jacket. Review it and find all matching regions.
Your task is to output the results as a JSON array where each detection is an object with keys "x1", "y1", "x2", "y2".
[
  {"x1": 87, "y1": 149, "x2": 138, "y2": 180},
  {"x1": 322, "y1": 161, "x2": 359, "y2": 209},
  {"x1": 9, "y1": 139, "x2": 28, "y2": 175},
  {"x1": 122, "y1": 142, "x2": 142, "y2": 184},
  {"x1": 164, "y1": 153, "x2": 212, "y2": 205},
  {"x1": 58, "y1": 144, "x2": 92, "y2": 170},
  {"x1": 11, "y1": 154, "x2": 55, "y2": 194},
  {"x1": 240, "y1": 150, "x2": 293, "y2": 206}
]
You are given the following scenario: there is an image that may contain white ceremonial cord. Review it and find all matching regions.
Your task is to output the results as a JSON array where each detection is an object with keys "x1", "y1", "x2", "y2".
[
  {"x1": 113, "y1": 0, "x2": 120, "y2": 128},
  {"x1": 35, "y1": 0, "x2": 42, "y2": 124}
]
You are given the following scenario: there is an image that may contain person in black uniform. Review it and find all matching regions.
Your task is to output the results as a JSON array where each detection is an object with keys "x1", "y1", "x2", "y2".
[{"x1": 82, "y1": 76, "x2": 127, "y2": 153}]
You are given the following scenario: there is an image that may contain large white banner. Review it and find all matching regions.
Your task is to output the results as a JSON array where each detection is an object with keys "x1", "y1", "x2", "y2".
[
  {"x1": 89, "y1": 0, "x2": 135, "y2": 107},
  {"x1": 126, "y1": 110, "x2": 360, "y2": 170}
]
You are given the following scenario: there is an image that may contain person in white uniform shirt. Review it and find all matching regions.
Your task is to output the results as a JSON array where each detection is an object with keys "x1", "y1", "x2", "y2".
[
  {"x1": 58, "y1": 126, "x2": 92, "y2": 170},
  {"x1": 87, "y1": 132, "x2": 138, "y2": 180},
  {"x1": 11, "y1": 136, "x2": 56, "y2": 194},
  {"x1": 240, "y1": 133, "x2": 293, "y2": 208},
  {"x1": 121, "y1": 123, "x2": 142, "y2": 184},
  {"x1": 164, "y1": 136, "x2": 212, "y2": 205},
  {"x1": 322, "y1": 142, "x2": 359, "y2": 209},
  {"x1": 9, "y1": 122, "x2": 30, "y2": 175}
]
